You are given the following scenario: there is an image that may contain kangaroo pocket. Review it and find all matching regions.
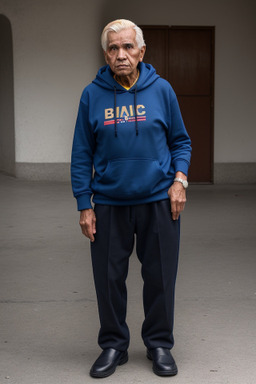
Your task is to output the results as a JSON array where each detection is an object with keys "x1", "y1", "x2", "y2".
[{"x1": 94, "y1": 158, "x2": 168, "y2": 199}]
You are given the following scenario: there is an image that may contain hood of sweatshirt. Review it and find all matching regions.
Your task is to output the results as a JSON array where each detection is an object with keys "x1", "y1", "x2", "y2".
[
  {"x1": 92, "y1": 62, "x2": 160, "y2": 137},
  {"x1": 92, "y1": 62, "x2": 160, "y2": 92}
]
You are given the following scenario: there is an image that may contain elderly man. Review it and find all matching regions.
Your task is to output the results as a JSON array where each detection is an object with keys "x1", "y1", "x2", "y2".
[{"x1": 71, "y1": 19, "x2": 191, "y2": 378}]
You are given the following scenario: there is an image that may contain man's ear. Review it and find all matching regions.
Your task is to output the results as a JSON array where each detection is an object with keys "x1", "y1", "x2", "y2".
[{"x1": 139, "y1": 46, "x2": 146, "y2": 62}]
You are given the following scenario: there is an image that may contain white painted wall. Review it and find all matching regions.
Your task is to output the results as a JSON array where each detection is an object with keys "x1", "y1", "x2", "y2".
[
  {"x1": 0, "y1": 0, "x2": 105, "y2": 163},
  {"x1": 0, "y1": 0, "x2": 256, "y2": 166}
]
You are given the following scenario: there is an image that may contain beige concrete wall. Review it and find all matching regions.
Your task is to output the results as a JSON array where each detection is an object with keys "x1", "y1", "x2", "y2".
[
  {"x1": 0, "y1": 0, "x2": 105, "y2": 165},
  {"x1": 0, "y1": 0, "x2": 255, "y2": 180}
]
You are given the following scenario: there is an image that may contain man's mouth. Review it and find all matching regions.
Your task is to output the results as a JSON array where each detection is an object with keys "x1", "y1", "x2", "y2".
[{"x1": 116, "y1": 64, "x2": 128, "y2": 69}]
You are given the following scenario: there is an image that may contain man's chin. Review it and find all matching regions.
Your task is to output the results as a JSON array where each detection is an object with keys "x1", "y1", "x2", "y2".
[{"x1": 114, "y1": 67, "x2": 131, "y2": 76}]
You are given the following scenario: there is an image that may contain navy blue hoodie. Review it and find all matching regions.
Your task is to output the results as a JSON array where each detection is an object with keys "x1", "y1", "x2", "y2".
[{"x1": 71, "y1": 62, "x2": 191, "y2": 210}]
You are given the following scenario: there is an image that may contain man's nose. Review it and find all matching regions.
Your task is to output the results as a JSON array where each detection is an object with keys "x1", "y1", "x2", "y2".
[{"x1": 117, "y1": 48, "x2": 126, "y2": 60}]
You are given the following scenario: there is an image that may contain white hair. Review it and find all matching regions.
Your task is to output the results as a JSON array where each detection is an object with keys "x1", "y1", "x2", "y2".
[{"x1": 101, "y1": 19, "x2": 146, "y2": 51}]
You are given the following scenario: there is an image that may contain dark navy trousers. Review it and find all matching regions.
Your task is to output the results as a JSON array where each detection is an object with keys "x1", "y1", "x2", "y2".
[{"x1": 90, "y1": 199, "x2": 180, "y2": 351}]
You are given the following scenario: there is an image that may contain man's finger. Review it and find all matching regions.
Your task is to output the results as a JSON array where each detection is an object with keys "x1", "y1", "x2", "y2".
[
  {"x1": 83, "y1": 224, "x2": 95, "y2": 241},
  {"x1": 171, "y1": 201, "x2": 185, "y2": 220},
  {"x1": 172, "y1": 211, "x2": 179, "y2": 221},
  {"x1": 92, "y1": 217, "x2": 96, "y2": 235},
  {"x1": 171, "y1": 201, "x2": 178, "y2": 220}
]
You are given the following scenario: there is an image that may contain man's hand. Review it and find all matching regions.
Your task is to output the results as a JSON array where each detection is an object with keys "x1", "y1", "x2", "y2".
[
  {"x1": 168, "y1": 173, "x2": 187, "y2": 220},
  {"x1": 79, "y1": 209, "x2": 96, "y2": 242}
]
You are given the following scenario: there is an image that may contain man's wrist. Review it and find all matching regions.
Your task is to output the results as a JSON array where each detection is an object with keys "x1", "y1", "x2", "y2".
[
  {"x1": 175, "y1": 171, "x2": 187, "y2": 180},
  {"x1": 174, "y1": 172, "x2": 188, "y2": 189}
]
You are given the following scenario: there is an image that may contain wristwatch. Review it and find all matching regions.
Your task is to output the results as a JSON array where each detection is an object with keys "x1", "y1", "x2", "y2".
[{"x1": 174, "y1": 177, "x2": 189, "y2": 189}]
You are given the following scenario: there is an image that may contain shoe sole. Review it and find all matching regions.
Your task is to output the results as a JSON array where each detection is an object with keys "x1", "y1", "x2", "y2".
[
  {"x1": 152, "y1": 367, "x2": 178, "y2": 377},
  {"x1": 90, "y1": 352, "x2": 128, "y2": 378},
  {"x1": 147, "y1": 351, "x2": 178, "y2": 377}
]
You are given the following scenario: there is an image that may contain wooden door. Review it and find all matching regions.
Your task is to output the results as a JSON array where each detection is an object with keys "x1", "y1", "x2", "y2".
[{"x1": 141, "y1": 26, "x2": 214, "y2": 183}]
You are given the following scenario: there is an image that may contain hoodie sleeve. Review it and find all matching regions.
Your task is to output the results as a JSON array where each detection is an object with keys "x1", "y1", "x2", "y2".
[
  {"x1": 167, "y1": 91, "x2": 192, "y2": 176},
  {"x1": 71, "y1": 92, "x2": 95, "y2": 210}
]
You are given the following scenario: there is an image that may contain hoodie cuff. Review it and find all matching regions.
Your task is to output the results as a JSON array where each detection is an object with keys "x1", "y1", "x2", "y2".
[
  {"x1": 174, "y1": 160, "x2": 190, "y2": 177},
  {"x1": 76, "y1": 194, "x2": 93, "y2": 211}
]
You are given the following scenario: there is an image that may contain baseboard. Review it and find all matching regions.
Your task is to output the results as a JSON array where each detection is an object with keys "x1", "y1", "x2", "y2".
[
  {"x1": 214, "y1": 162, "x2": 256, "y2": 184},
  {"x1": 15, "y1": 162, "x2": 70, "y2": 181}
]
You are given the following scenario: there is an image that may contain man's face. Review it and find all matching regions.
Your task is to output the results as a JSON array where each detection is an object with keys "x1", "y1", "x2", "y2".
[{"x1": 104, "y1": 28, "x2": 145, "y2": 79}]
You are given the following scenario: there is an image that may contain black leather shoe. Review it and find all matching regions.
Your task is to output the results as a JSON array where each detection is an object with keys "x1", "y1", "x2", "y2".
[
  {"x1": 147, "y1": 347, "x2": 178, "y2": 376},
  {"x1": 90, "y1": 348, "x2": 128, "y2": 378}
]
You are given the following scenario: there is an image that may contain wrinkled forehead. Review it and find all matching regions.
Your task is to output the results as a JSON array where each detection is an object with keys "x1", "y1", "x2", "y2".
[{"x1": 106, "y1": 28, "x2": 137, "y2": 47}]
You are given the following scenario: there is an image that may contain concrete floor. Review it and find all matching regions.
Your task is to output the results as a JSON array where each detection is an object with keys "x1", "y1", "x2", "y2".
[{"x1": 0, "y1": 173, "x2": 256, "y2": 384}]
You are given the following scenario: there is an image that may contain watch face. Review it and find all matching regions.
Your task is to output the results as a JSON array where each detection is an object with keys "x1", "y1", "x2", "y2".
[{"x1": 183, "y1": 180, "x2": 188, "y2": 188}]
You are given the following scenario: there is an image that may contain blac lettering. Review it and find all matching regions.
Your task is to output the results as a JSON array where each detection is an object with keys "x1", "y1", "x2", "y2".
[
  {"x1": 120, "y1": 106, "x2": 129, "y2": 118},
  {"x1": 137, "y1": 105, "x2": 145, "y2": 115},
  {"x1": 105, "y1": 108, "x2": 114, "y2": 119},
  {"x1": 105, "y1": 105, "x2": 146, "y2": 119}
]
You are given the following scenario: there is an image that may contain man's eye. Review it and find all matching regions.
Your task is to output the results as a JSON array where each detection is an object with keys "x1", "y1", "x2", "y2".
[
  {"x1": 110, "y1": 46, "x2": 117, "y2": 51},
  {"x1": 126, "y1": 45, "x2": 133, "y2": 49}
]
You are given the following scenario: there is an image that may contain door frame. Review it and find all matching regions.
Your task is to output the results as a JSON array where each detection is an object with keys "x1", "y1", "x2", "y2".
[
  {"x1": 170, "y1": 26, "x2": 215, "y2": 183},
  {"x1": 140, "y1": 25, "x2": 215, "y2": 183}
]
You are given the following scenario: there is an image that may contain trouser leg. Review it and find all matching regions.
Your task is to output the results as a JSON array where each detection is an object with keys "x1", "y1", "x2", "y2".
[
  {"x1": 90, "y1": 204, "x2": 134, "y2": 351},
  {"x1": 135, "y1": 199, "x2": 180, "y2": 350}
]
